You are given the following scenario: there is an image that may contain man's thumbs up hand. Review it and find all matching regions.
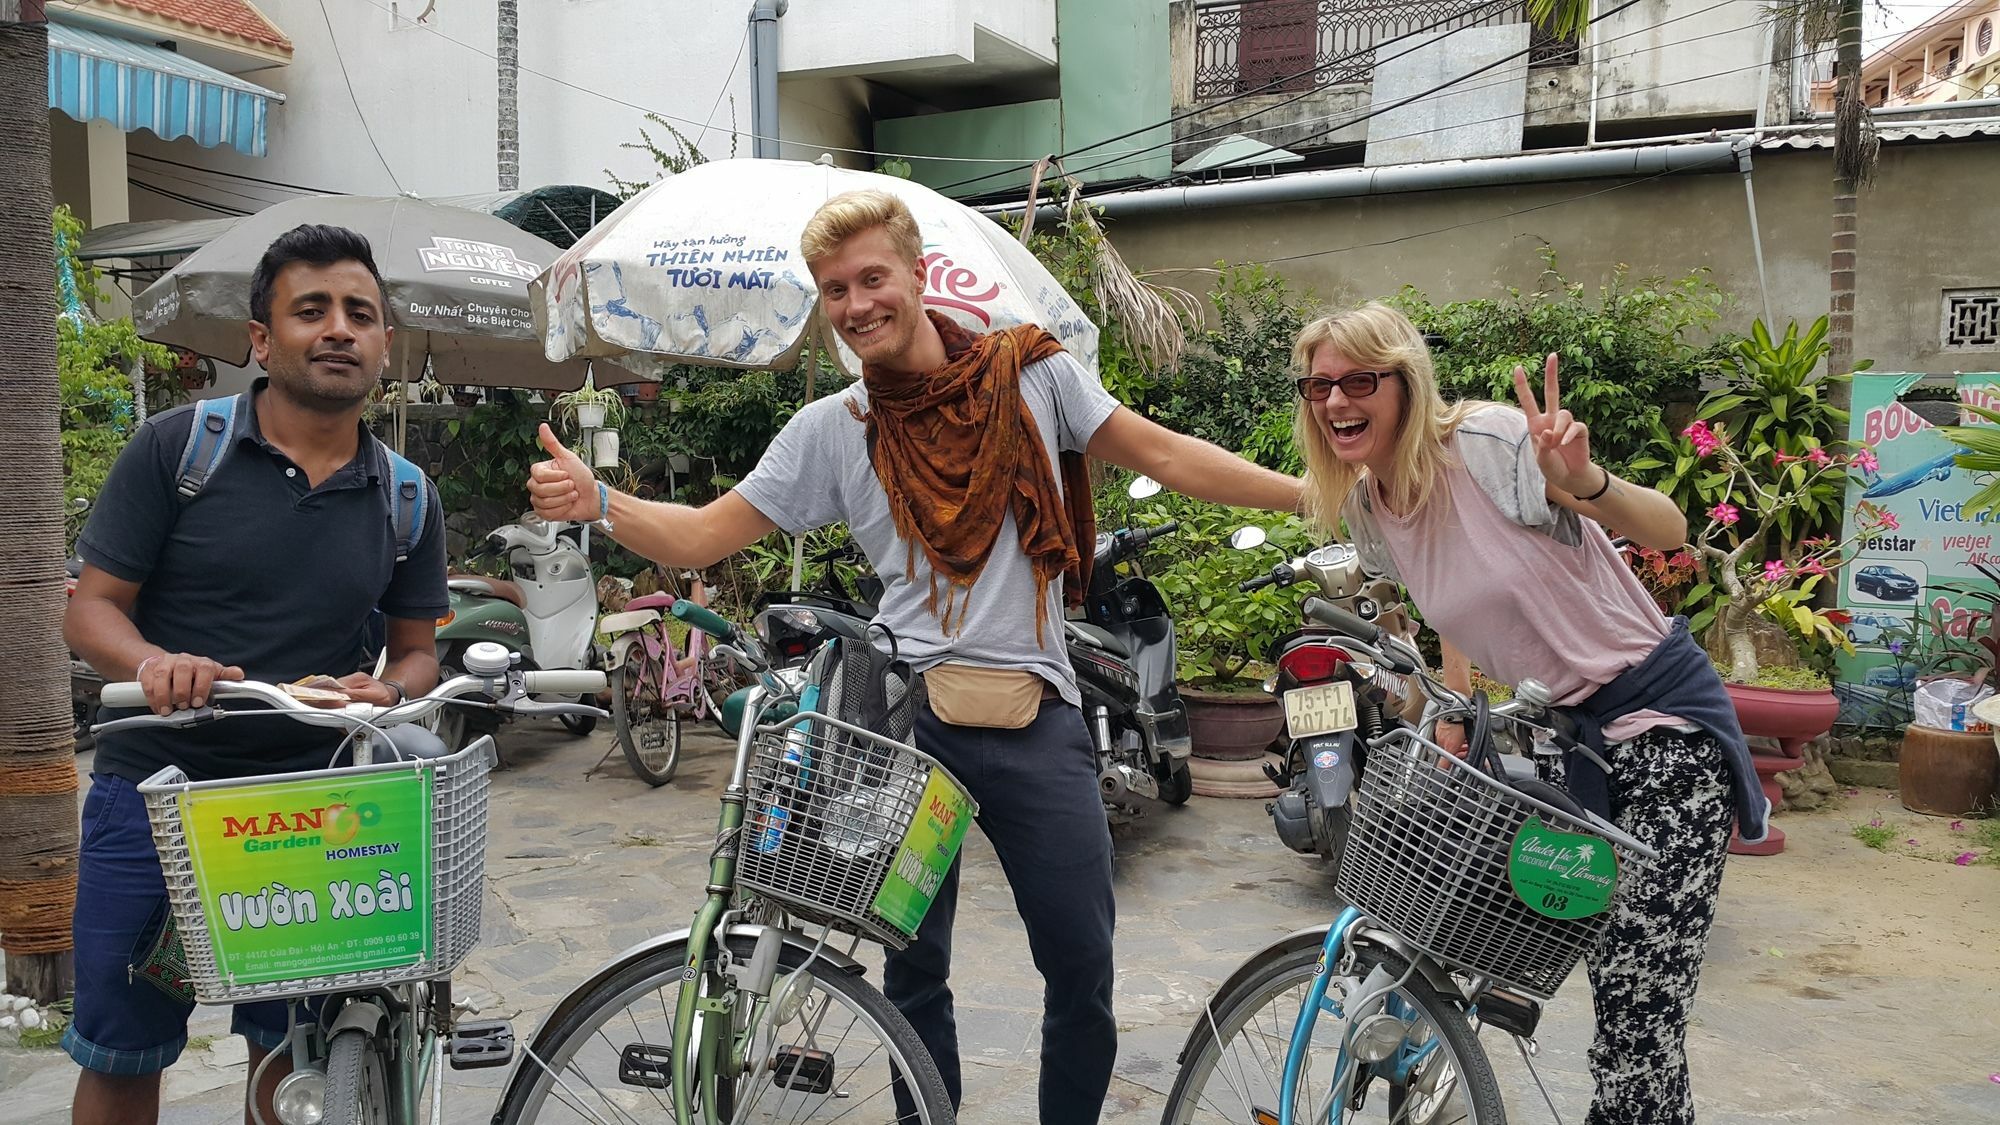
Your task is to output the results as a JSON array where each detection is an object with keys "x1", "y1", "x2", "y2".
[{"x1": 527, "y1": 423, "x2": 602, "y2": 523}]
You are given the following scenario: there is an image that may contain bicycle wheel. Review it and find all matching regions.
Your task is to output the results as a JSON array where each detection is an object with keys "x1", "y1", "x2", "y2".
[
  {"x1": 324, "y1": 1026, "x2": 392, "y2": 1125},
  {"x1": 494, "y1": 934, "x2": 953, "y2": 1124},
  {"x1": 611, "y1": 648, "x2": 682, "y2": 787},
  {"x1": 1162, "y1": 942, "x2": 1504, "y2": 1125}
]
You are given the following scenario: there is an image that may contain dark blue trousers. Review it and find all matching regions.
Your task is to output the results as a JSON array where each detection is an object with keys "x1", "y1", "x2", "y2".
[{"x1": 886, "y1": 698, "x2": 1118, "y2": 1124}]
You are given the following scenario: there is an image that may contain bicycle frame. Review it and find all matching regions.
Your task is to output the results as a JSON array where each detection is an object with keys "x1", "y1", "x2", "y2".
[{"x1": 670, "y1": 682, "x2": 769, "y2": 1123}]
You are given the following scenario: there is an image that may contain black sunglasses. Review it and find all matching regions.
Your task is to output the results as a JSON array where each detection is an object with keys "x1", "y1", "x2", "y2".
[{"x1": 1294, "y1": 370, "x2": 1399, "y2": 401}]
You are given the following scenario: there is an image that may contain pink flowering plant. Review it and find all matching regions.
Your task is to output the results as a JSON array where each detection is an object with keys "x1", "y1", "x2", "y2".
[{"x1": 1678, "y1": 416, "x2": 1891, "y2": 683}]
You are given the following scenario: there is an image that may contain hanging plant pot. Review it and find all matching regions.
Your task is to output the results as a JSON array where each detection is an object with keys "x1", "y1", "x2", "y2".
[
  {"x1": 576, "y1": 401, "x2": 608, "y2": 430},
  {"x1": 452, "y1": 387, "x2": 481, "y2": 408},
  {"x1": 592, "y1": 428, "x2": 621, "y2": 469}
]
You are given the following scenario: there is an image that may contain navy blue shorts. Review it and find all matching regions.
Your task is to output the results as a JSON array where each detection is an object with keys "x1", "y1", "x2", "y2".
[{"x1": 62, "y1": 774, "x2": 294, "y2": 1076}]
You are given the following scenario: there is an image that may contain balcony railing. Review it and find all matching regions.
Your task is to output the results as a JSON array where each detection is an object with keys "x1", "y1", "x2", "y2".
[{"x1": 1191, "y1": 0, "x2": 1582, "y2": 102}]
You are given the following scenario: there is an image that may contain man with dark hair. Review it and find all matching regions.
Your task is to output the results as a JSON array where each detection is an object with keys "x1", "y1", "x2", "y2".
[{"x1": 62, "y1": 223, "x2": 448, "y2": 1124}]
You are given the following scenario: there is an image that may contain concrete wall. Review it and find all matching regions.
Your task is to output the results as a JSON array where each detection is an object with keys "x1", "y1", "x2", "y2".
[
  {"x1": 1168, "y1": 0, "x2": 1770, "y2": 159},
  {"x1": 113, "y1": 0, "x2": 868, "y2": 218},
  {"x1": 1099, "y1": 140, "x2": 2000, "y2": 376},
  {"x1": 1589, "y1": 0, "x2": 1768, "y2": 123},
  {"x1": 876, "y1": 101, "x2": 1062, "y2": 194},
  {"x1": 781, "y1": 0, "x2": 1056, "y2": 77},
  {"x1": 1056, "y1": 0, "x2": 1172, "y2": 184},
  {"x1": 873, "y1": 0, "x2": 1170, "y2": 194}
]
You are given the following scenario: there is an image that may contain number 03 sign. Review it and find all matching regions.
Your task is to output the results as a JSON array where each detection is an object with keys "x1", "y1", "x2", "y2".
[{"x1": 1507, "y1": 817, "x2": 1619, "y2": 920}]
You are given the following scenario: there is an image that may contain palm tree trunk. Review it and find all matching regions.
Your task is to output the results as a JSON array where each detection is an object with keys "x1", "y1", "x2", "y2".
[
  {"x1": 1827, "y1": 0, "x2": 1867, "y2": 408},
  {"x1": 0, "y1": 11, "x2": 81, "y2": 1002},
  {"x1": 498, "y1": 0, "x2": 519, "y2": 191}
]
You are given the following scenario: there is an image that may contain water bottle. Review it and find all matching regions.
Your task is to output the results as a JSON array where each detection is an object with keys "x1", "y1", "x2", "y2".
[
  {"x1": 821, "y1": 787, "x2": 885, "y2": 861},
  {"x1": 751, "y1": 684, "x2": 820, "y2": 856}
]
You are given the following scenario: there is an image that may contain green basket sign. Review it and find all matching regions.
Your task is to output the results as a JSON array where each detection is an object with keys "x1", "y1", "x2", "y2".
[
  {"x1": 871, "y1": 769, "x2": 975, "y2": 937},
  {"x1": 180, "y1": 771, "x2": 434, "y2": 985},
  {"x1": 1508, "y1": 816, "x2": 1618, "y2": 920}
]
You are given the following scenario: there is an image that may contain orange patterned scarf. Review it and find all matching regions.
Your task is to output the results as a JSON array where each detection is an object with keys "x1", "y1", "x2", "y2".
[{"x1": 848, "y1": 311, "x2": 1094, "y2": 643}]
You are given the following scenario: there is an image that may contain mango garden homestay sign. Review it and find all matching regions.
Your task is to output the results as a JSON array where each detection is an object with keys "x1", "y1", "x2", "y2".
[
  {"x1": 1833, "y1": 372, "x2": 2000, "y2": 729},
  {"x1": 180, "y1": 771, "x2": 434, "y2": 985}
]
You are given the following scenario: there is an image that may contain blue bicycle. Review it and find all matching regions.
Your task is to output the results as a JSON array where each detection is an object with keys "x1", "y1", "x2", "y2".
[{"x1": 1161, "y1": 600, "x2": 1658, "y2": 1125}]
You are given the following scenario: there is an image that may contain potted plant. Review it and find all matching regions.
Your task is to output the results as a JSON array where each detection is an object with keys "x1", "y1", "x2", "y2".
[
  {"x1": 551, "y1": 373, "x2": 626, "y2": 437},
  {"x1": 1886, "y1": 573, "x2": 2000, "y2": 816},
  {"x1": 1677, "y1": 415, "x2": 1887, "y2": 730},
  {"x1": 1130, "y1": 491, "x2": 1313, "y2": 761}
]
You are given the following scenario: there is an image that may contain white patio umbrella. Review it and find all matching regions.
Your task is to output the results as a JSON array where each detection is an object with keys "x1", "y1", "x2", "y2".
[{"x1": 532, "y1": 158, "x2": 1099, "y2": 378}]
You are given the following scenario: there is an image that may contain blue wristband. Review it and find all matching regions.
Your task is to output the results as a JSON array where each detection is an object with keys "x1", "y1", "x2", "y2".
[{"x1": 594, "y1": 481, "x2": 614, "y2": 533}]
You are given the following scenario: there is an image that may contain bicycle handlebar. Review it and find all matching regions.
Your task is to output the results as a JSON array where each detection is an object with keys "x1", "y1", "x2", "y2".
[
  {"x1": 672, "y1": 599, "x2": 738, "y2": 642},
  {"x1": 95, "y1": 670, "x2": 610, "y2": 737}
]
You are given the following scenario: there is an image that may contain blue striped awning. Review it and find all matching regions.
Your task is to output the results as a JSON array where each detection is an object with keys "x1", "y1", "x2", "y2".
[{"x1": 48, "y1": 22, "x2": 284, "y2": 157}]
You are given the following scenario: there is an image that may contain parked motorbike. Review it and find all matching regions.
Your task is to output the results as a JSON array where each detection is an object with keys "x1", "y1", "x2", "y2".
[
  {"x1": 65, "y1": 554, "x2": 103, "y2": 755},
  {"x1": 1233, "y1": 530, "x2": 1418, "y2": 863},
  {"x1": 753, "y1": 539, "x2": 881, "y2": 668},
  {"x1": 1070, "y1": 476, "x2": 1194, "y2": 818},
  {"x1": 434, "y1": 513, "x2": 603, "y2": 753}
]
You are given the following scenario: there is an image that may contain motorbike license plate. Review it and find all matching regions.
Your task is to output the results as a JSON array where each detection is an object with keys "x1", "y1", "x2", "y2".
[{"x1": 1284, "y1": 681, "x2": 1358, "y2": 738}]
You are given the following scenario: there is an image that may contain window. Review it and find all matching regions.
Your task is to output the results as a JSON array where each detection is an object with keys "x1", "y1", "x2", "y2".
[
  {"x1": 1942, "y1": 47, "x2": 1961, "y2": 77},
  {"x1": 1943, "y1": 289, "x2": 2000, "y2": 351},
  {"x1": 1981, "y1": 19, "x2": 1994, "y2": 56}
]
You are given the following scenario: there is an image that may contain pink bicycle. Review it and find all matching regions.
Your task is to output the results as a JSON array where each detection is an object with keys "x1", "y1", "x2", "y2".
[{"x1": 598, "y1": 592, "x2": 740, "y2": 785}]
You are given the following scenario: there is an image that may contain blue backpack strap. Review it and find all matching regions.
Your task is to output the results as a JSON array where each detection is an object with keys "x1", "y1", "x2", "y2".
[
  {"x1": 175, "y1": 394, "x2": 246, "y2": 499},
  {"x1": 374, "y1": 437, "x2": 430, "y2": 563}
]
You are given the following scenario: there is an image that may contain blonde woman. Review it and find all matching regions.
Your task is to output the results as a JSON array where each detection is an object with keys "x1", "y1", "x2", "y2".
[{"x1": 1291, "y1": 302, "x2": 1765, "y2": 1125}]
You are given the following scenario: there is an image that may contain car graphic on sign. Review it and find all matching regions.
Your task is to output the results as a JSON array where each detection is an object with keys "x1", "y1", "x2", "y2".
[{"x1": 1854, "y1": 564, "x2": 1920, "y2": 600}]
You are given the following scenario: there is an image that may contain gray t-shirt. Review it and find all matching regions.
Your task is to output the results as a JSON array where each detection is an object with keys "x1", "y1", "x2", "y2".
[{"x1": 735, "y1": 351, "x2": 1120, "y2": 706}]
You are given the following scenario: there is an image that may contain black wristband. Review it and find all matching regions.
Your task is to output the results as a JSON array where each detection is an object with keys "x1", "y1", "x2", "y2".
[
  {"x1": 383, "y1": 679, "x2": 407, "y2": 705},
  {"x1": 1576, "y1": 466, "x2": 1613, "y2": 503}
]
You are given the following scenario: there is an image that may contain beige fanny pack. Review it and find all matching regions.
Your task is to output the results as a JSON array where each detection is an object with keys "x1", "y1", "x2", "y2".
[{"x1": 923, "y1": 662, "x2": 1047, "y2": 729}]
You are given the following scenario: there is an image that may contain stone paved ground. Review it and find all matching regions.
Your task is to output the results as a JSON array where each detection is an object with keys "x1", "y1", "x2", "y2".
[{"x1": 5, "y1": 722, "x2": 1997, "y2": 1123}]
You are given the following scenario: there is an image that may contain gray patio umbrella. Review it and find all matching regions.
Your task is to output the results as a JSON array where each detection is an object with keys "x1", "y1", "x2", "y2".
[{"x1": 132, "y1": 194, "x2": 638, "y2": 391}]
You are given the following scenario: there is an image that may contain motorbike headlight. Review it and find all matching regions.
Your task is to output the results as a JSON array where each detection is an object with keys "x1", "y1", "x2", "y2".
[{"x1": 753, "y1": 606, "x2": 821, "y2": 643}]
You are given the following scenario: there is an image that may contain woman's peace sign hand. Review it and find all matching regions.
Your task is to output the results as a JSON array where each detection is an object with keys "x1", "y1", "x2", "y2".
[{"x1": 1513, "y1": 353, "x2": 1598, "y2": 496}]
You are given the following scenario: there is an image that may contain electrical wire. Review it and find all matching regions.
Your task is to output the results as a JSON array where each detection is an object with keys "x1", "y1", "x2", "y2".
[
  {"x1": 1160, "y1": 0, "x2": 1751, "y2": 158},
  {"x1": 316, "y1": 0, "x2": 405, "y2": 192},
  {"x1": 131, "y1": 151, "x2": 339, "y2": 196},
  {"x1": 128, "y1": 178, "x2": 250, "y2": 216},
  {"x1": 935, "y1": 0, "x2": 1531, "y2": 193},
  {"x1": 345, "y1": 0, "x2": 1038, "y2": 165},
  {"x1": 696, "y1": 24, "x2": 750, "y2": 152},
  {"x1": 1053, "y1": 0, "x2": 1652, "y2": 188}
]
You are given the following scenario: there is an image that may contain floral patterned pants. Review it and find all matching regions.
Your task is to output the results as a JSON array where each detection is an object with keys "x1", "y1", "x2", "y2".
[{"x1": 1577, "y1": 728, "x2": 1736, "y2": 1125}]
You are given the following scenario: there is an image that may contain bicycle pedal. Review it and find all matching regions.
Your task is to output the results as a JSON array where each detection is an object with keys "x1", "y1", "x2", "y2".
[
  {"x1": 447, "y1": 1020, "x2": 515, "y2": 1070},
  {"x1": 772, "y1": 1045, "x2": 835, "y2": 1094},
  {"x1": 619, "y1": 1043, "x2": 674, "y2": 1089}
]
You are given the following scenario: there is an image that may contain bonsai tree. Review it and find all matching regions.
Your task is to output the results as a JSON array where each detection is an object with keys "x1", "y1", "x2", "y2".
[{"x1": 1677, "y1": 416, "x2": 1889, "y2": 683}]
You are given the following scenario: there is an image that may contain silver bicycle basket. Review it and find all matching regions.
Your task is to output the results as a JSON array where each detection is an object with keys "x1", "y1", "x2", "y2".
[
  {"x1": 735, "y1": 710, "x2": 974, "y2": 950},
  {"x1": 137, "y1": 739, "x2": 494, "y2": 1004},
  {"x1": 1335, "y1": 730, "x2": 1657, "y2": 999}
]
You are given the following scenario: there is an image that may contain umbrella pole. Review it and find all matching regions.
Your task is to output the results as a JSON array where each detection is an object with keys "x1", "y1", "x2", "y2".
[{"x1": 789, "y1": 329, "x2": 820, "y2": 591}]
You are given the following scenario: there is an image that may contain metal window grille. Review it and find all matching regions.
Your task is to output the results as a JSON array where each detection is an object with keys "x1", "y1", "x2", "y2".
[
  {"x1": 1943, "y1": 289, "x2": 2000, "y2": 351},
  {"x1": 1980, "y1": 19, "x2": 1994, "y2": 57},
  {"x1": 1190, "y1": 0, "x2": 1580, "y2": 103}
]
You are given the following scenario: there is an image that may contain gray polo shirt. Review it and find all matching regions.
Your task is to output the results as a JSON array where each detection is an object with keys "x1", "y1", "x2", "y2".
[
  {"x1": 79, "y1": 381, "x2": 448, "y2": 783},
  {"x1": 735, "y1": 351, "x2": 1119, "y2": 706}
]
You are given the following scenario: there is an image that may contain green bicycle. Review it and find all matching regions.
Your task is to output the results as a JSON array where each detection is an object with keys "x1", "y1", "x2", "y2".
[
  {"x1": 98, "y1": 643, "x2": 607, "y2": 1125},
  {"x1": 492, "y1": 600, "x2": 968, "y2": 1124}
]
